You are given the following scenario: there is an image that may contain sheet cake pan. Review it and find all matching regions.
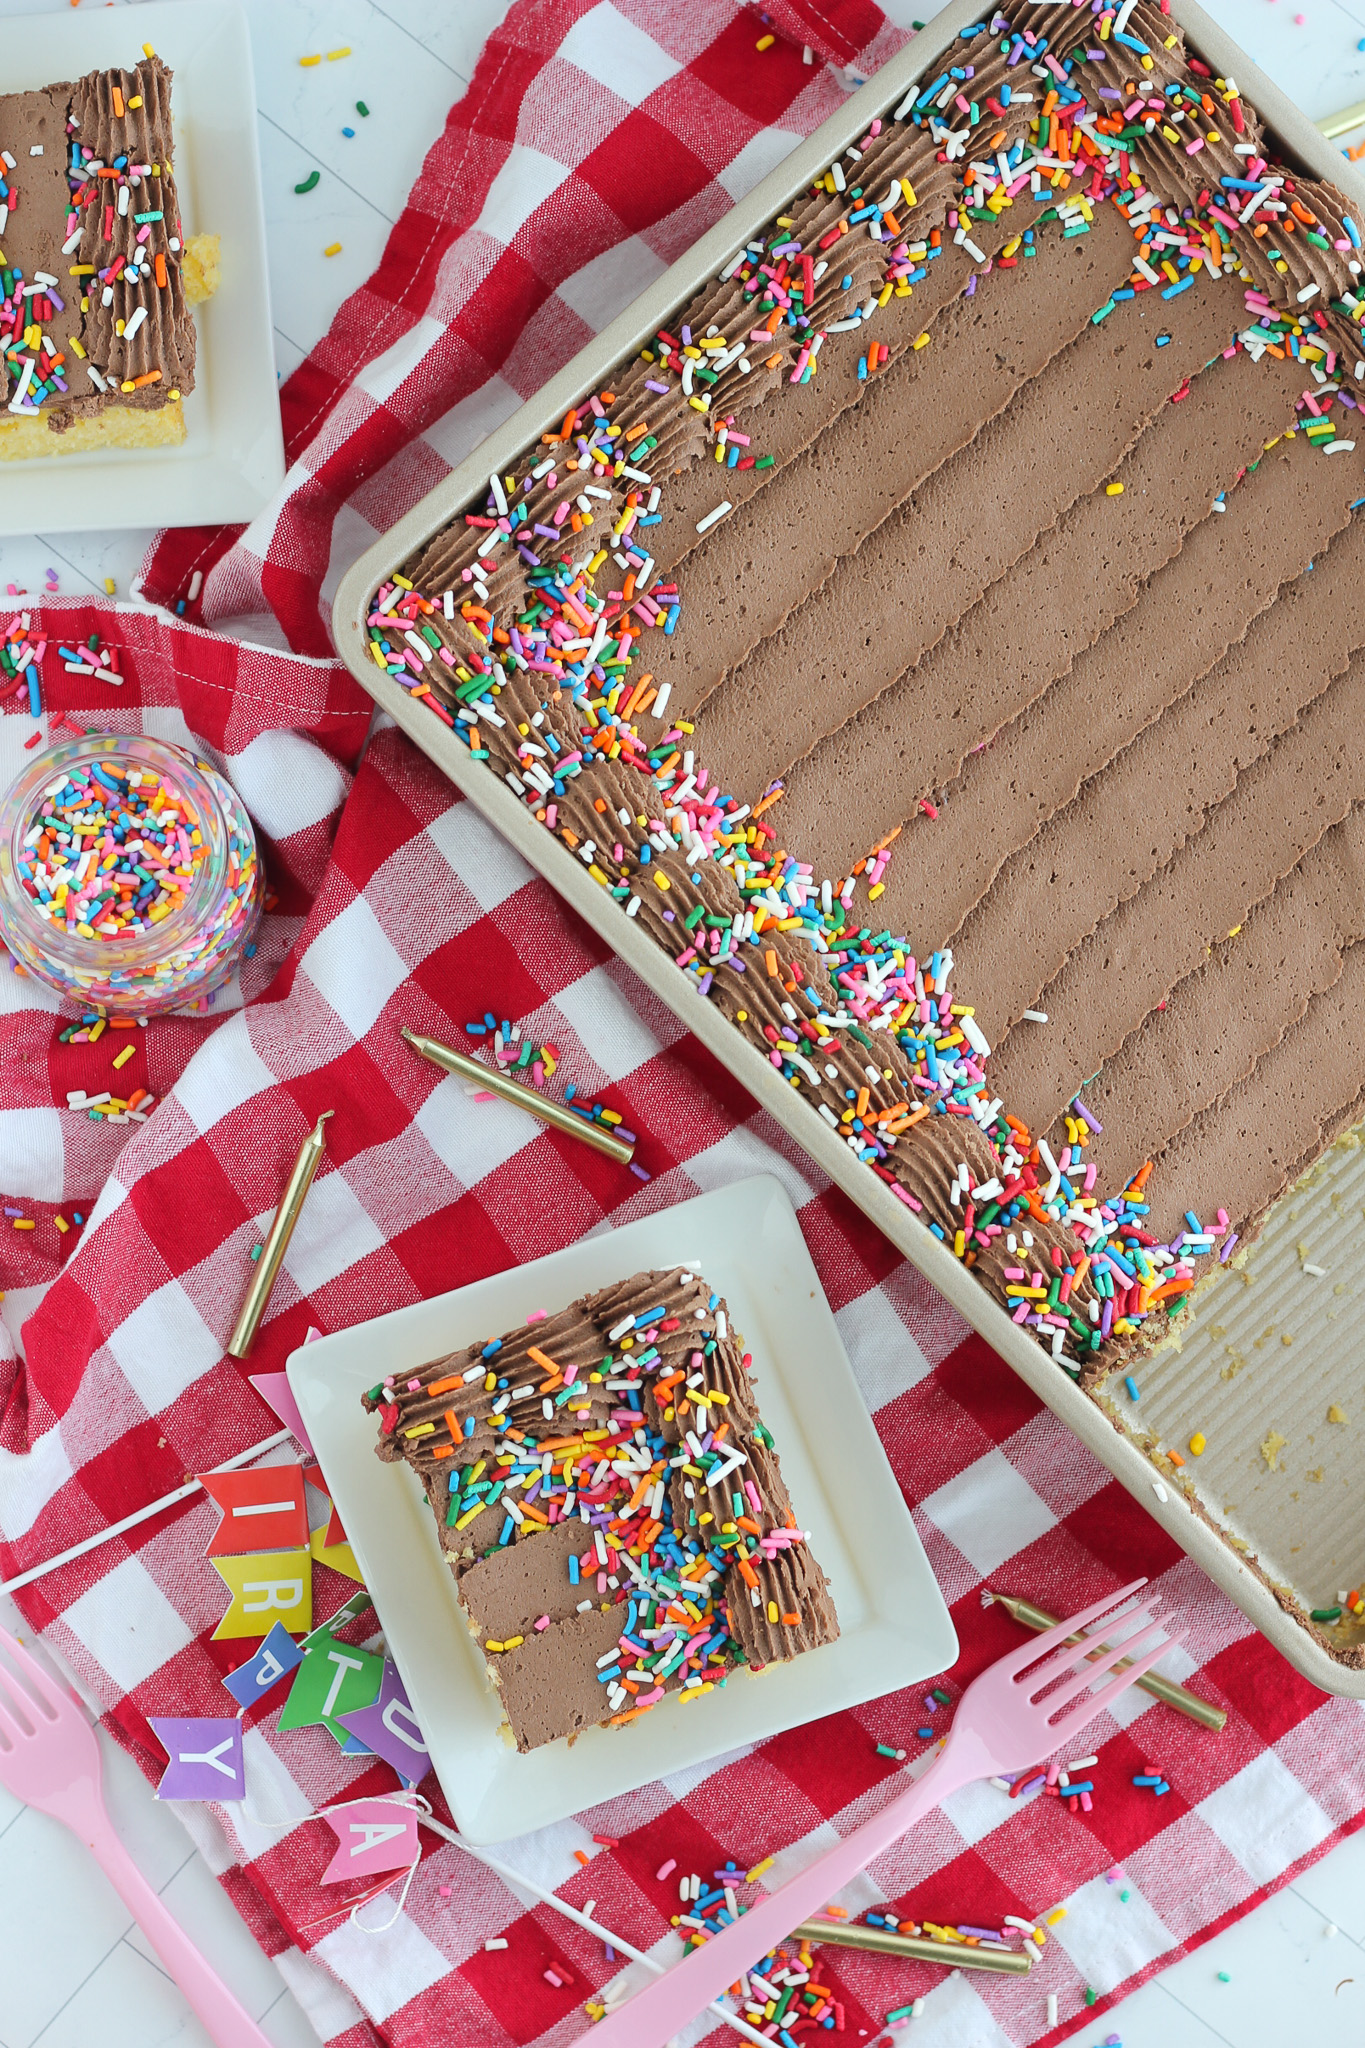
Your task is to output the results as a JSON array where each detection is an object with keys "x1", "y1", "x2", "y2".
[{"x1": 334, "y1": 0, "x2": 1365, "y2": 1696}]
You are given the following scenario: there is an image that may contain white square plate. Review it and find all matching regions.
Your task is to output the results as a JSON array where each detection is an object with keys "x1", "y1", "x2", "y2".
[
  {"x1": 287, "y1": 1174, "x2": 958, "y2": 1842},
  {"x1": 0, "y1": 0, "x2": 285, "y2": 535}
]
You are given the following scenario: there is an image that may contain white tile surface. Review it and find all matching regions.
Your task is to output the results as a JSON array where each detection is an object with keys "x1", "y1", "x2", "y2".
[{"x1": 3, "y1": 2, "x2": 1365, "y2": 2046}]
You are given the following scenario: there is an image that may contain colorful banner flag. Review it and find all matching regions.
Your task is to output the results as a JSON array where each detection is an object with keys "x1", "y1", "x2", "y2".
[
  {"x1": 278, "y1": 1631, "x2": 383, "y2": 1744},
  {"x1": 319, "y1": 1796, "x2": 419, "y2": 1883},
  {"x1": 309, "y1": 1523, "x2": 365, "y2": 1584},
  {"x1": 149, "y1": 1716, "x2": 246, "y2": 1801},
  {"x1": 247, "y1": 1370, "x2": 316, "y2": 1459},
  {"x1": 222, "y1": 1619, "x2": 306, "y2": 1709},
  {"x1": 199, "y1": 1465, "x2": 308, "y2": 1556},
  {"x1": 338, "y1": 1658, "x2": 429, "y2": 1781},
  {"x1": 210, "y1": 1547, "x2": 312, "y2": 1639}
]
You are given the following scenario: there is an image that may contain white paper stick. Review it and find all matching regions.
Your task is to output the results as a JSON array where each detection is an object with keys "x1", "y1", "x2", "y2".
[{"x1": 0, "y1": 1426, "x2": 296, "y2": 1595}]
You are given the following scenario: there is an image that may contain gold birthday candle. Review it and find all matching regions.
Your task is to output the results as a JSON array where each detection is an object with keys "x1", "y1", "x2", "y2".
[
  {"x1": 400, "y1": 1025, "x2": 635, "y2": 1165},
  {"x1": 227, "y1": 1111, "x2": 334, "y2": 1359}
]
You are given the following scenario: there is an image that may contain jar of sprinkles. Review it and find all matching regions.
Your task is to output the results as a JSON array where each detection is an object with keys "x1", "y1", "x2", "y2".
[{"x1": 0, "y1": 733, "x2": 263, "y2": 1017}]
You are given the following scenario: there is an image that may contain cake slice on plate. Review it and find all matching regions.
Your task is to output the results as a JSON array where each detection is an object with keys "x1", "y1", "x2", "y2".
[
  {"x1": 0, "y1": 50, "x2": 218, "y2": 459},
  {"x1": 364, "y1": 1264, "x2": 838, "y2": 1752}
]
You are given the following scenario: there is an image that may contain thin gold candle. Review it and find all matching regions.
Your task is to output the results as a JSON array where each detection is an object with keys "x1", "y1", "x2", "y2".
[
  {"x1": 989, "y1": 1590, "x2": 1226, "y2": 1732},
  {"x1": 792, "y1": 1920, "x2": 1032, "y2": 1973},
  {"x1": 227, "y1": 1111, "x2": 333, "y2": 1359},
  {"x1": 401, "y1": 1026, "x2": 634, "y2": 1166}
]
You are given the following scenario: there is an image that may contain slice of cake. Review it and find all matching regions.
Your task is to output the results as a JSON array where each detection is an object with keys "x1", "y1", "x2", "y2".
[
  {"x1": 363, "y1": 1266, "x2": 838, "y2": 1752},
  {"x1": 0, "y1": 50, "x2": 216, "y2": 459}
]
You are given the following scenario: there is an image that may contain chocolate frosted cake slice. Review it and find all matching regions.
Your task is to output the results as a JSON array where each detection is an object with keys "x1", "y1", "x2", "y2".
[
  {"x1": 363, "y1": 1266, "x2": 837, "y2": 1752},
  {"x1": 0, "y1": 49, "x2": 216, "y2": 458}
]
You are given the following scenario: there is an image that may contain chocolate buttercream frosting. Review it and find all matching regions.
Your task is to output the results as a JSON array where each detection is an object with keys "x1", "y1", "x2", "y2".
[
  {"x1": 368, "y1": 2, "x2": 1365, "y2": 1393},
  {"x1": 0, "y1": 53, "x2": 195, "y2": 422},
  {"x1": 363, "y1": 1267, "x2": 837, "y2": 1751}
]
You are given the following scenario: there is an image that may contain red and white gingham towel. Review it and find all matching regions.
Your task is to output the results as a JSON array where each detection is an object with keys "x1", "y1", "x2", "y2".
[{"x1": 2, "y1": 6, "x2": 1362, "y2": 2046}]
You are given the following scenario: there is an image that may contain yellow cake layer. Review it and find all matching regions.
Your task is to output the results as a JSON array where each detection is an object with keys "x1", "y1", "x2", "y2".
[{"x1": 0, "y1": 233, "x2": 219, "y2": 461}]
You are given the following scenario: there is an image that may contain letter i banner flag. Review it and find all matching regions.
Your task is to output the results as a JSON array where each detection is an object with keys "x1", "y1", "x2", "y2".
[
  {"x1": 320, "y1": 1796, "x2": 420, "y2": 1883},
  {"x1": 199, "y1": 1464, "x2": 308, "y2": 1555},
  {"x1": 150, "y1": 1717, "x2": 246, "y2": 1801}
]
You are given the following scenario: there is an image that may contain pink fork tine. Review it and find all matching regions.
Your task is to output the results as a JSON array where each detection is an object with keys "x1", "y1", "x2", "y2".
[
  {"x1": 1047, "y1": 1628, "x2": 1184, "y2": 1740},
  {"x1": 1021, "y1": 1603, "x2": 1165, "y2": 1705},
  {"x1": 992, "y1": 1576, "x2": 1150, "y2": 1678}
]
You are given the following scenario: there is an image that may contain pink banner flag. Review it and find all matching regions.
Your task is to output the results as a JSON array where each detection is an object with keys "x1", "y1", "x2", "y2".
[{"x1": 320, "y1": 1797, "x2": 419, "y2": 1883}]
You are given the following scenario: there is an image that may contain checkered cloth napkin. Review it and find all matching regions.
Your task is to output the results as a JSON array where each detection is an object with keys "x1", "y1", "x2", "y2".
[{"x1": 3, "y1": 5, "x2": 1363, "y2": 2045}]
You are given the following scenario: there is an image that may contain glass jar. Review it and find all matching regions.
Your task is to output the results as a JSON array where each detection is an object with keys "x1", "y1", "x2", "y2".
[{"x1": 0, "y1": 732, "x2": 264, "y2": 1018}]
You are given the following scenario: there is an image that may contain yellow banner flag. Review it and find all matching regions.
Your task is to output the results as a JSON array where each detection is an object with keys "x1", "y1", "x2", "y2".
[
  {"x1": 210, "y1": 1548, "x2": 313, "y2": 1639},
  {"x1": 309, "y1": 1524, "x2": 366, "y2": 1584}
]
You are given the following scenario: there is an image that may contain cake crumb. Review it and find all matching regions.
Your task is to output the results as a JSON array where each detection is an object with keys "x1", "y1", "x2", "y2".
[
  {"x1": 1327, "y1": 1404, "x2": 1347, "y2": 1424},
  {"x1": 1261, "y1": 1430, "x2": 1288, "y2": 1471}
]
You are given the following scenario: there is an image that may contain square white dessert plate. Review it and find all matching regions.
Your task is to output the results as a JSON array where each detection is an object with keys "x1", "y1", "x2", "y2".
[
  {"x1": 0, "y1": 0, "x2": 285, "y2": 535},
  {"x1": 287, "y1": 1173, "x2": 958, "y2": 1843}
]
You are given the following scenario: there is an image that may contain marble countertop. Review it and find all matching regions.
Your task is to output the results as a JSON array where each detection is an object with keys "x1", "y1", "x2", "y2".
[{"x1": 2, "y1": 1, "x2": 1365, "y2": 2044}]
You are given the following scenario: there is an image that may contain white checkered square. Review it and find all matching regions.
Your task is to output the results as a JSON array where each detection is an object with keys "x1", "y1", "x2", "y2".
[
  {"x1": 228, "y1": 1729, "x2": 316, "y2": 1865},
  {"x1": 226, "y1": 728, "x2": 351, "y2": 842},
  {"x1": 356, "y1": 312, "x2": 447, "y2": 406},
  {"x1": 554, "y1": 964, "x2": 662, "y2": 1081},
  {"x1": 717, "y1": 127, "x2": 805, "y2": 202},
  {"x1": 685, "y1": 1125, "x2": 817, "y2": 1209},
  {"x1": 1051, "y1": 1870, "x2": 1179, "y2": 1994},
  {"x1": 557, "y1": 235, "x2": 670, "y2": 328},
  {"x1": 105, "y1": 1279, "x2": 224, "y2": 1414},
  {"x1": 836, "y1": 1285, "x2": 935, "y2": 1414},
  {"x1": 1197, "y1": 1749, "x2": 1335, "y2": 1883},
  {"x1": 919, "y1": 1448, "x2": 1057, "y2": 1577},
  {"x1": 938, "y1": 1774, "x2": 1017, "y2": 1849},
  {"x1": 281, "y1": 1171, "x2": 386, "y2": 1296},
  {"x1": 0, "y1": 1106, "x2": 64, "y2": 1202},
  {"x1": 302, "y1": 893, "x2": 410, "y2": 1040},
  {"x1": 421, "y1": 373, "x2": 523, "y2": 473},
  {"x1": 0, "y1": 1425, "x2": 72, "y2": 1540},
  {"x1": 559, "y1": 4, "x2": 681, "y2": 103},
  {"x1": 273, "y1": 1945, "x2": 369, "y2": 2041},
  {"x1": 61, "y1": 1555, "x2": 194, "y2": 1692},
  {"x1": 314, "y1": 1910, "x2": 450, "y2": 2022},
  {"x1": 428, "y1": 799, "x2": 534, "y2": 912},
  {"x1": 474, "y1": 144, "x2": 571, "y2": 246},
  {"x1": 174, "y1": 1014, "x2": 279, "y2": 1136},
  {"x1": 415, "y1": 1073, "x2": 537, "y2": 1189},
  {"x1": 912, "y1": 1968, "x2": 1015, "y2": 2046}
]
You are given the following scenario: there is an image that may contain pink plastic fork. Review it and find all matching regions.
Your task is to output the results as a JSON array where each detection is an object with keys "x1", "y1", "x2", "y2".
[
  {"x1": 0, "y1": 1624, "x2": 273, "y2": 2048},
  {"x1": 588, "y1": 1579, "x2": 1180, "y2": 2048}
]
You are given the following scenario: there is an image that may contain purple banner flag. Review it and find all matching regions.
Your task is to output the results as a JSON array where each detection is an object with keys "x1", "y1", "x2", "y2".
[
  {"x1": 338, "y1": 1658, "x2": 429, "y2": 1781},
  {"x1": 149, "y1": 1716, "x2": 246, "y2": 1801}
]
